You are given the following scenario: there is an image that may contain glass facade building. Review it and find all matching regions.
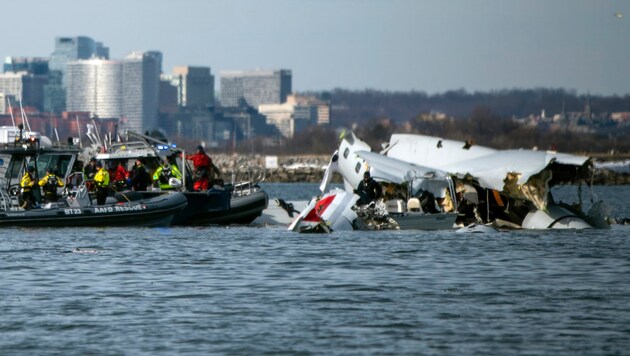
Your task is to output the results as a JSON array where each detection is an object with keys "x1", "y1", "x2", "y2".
[
  {"x1": 0, "y1": 72, "x2": 47, "y2": 111},
  {"x1": 3, "y1": 57, "x2": 49, "y2": 75},
  {"x1": 45, "y1": 36, "x2": 109, "y2": 113},
  {"x1": 49, "y1": 36, "x2": 109, "y2": 74}
]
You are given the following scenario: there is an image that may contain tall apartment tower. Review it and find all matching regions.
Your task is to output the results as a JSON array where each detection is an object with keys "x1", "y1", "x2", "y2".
[
  {"x1": 220, "y1": 69, "x2": 291, "y2": 108},
  {"x1": 66, "y1": 59, "x2": 123, "y2": 118},
  {"x1": 45, "y1": 36, "x2": 110, "y2": 113},
  {"x1": 65, "y1": 51, "x2": 161, "y2": 133},
  {"x1": 166, "y1": 66, "x2": 215, "y2": 109}
]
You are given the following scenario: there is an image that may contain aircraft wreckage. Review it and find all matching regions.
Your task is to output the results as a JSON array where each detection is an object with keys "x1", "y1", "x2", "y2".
[{"x1": 289, "y1": 132, "x2": 610, "y2": 233}]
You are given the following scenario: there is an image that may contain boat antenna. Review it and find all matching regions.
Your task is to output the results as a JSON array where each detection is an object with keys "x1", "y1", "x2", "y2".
[
  {"x1": 75, "y1": 115, "x2": 83, "y2": 149},
  {"x1": 91, "y1": 117, "x2": 102, "y2": 147},
  {"x1": 7, "y1": 98, "x2": 18, "y2": 137},
  {"x1": 113, "y1": 124, "x2": 120, "y2": 143},
  {"x1": 54, "y1": 128, "x2": 61, "y2": 146},
  {"x1": 18, "y1": 94, "x2": 32, "y2": 132}
]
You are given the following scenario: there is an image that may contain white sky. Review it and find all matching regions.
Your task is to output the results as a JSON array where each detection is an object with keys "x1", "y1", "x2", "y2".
[{"x1": 3, "y1": 0, "x2": 629, "y2": 95}]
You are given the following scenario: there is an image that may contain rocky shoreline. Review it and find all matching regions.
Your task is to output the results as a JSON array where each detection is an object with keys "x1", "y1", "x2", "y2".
[{"x1": 211, "y1": 154, "x2": 630, "y2": 185}]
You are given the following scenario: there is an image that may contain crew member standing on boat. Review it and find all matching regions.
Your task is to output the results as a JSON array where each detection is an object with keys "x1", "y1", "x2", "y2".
[
  {"x1": 94, "y1": 161, "x2": 110, "y2": 205},
  {"x1": 130, "y1": 159, "x2": 150, "y2": 191},
  {"x1": 19, "y1": 166, "x2": 37, "y2": 209},
  {"x1": 38, "y1": 168, "x2": 64, "y2": 203},
  {"x1": 83, "y1": 157, "x2": 98, "y2": 191},
  {"x1": 187, "y1": 145, "x2": 221, "y2": 190},
  {"x1": 354, "y1": 171, "x2": 382, "y2": 206},
  {"x1": 109, "y1": 161, "x2": 129, "y2": 191}
]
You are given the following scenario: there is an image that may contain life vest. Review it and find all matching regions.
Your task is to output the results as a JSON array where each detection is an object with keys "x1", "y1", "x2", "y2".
[
  {"x1": 94, "y1": 168, "x2": 110, "y2": 188},
  {"x1": 188, "y1": 152, "x2": 211, "y2": 169},
  {"x1": 20, "y1": 173, "x2": 34, "y2": 192},
  {"x1": 160, "y1": 166, "x2": 172, "y2": 183},
  {"x1": 43, "y1": 175, "x2": 59, "y2": 193}
]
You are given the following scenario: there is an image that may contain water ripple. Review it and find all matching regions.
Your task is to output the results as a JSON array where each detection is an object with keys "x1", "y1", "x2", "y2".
[{"x1": 1, "y1": 188, "x2": 630, "y2": 354}]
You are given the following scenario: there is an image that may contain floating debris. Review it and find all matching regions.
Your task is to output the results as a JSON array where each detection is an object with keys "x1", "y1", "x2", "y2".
[{"x1": 72, "y1": 248, "x2": 99, "y2": 254}]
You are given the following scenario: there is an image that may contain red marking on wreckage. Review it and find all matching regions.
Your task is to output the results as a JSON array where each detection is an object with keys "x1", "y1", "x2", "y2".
[{"x1": 302, "y1": 194, "x2": 337, "y2": 222}]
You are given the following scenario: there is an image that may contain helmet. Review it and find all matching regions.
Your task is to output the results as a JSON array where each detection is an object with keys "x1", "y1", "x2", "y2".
[
  {"x1": 168, "y1": 178, "x2": 182, "y2": 188},
  {"x1": 27, "y1": 166, "x2": 35, "y2": 173},
  {"x1": 196, "y1": 145, "x2": 204, "y2": 151}
]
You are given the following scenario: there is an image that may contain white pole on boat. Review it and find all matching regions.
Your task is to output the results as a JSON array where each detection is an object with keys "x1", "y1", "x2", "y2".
[
  {"x1": 18, "y1": 95, "x2": 31, "y2": 132},
  {"x1": 182, "y1": 150, "x2": 187, "y2": 192},
  {"x1": 92, "y1": 118, "x2": 102, "y2": 147},
  {"x1": 54, "y1": 128, "x2": 60, "y2": 146},
  {"x1": 75, "y1": 115, "x2": 83, "y2": 149},
  {"x1": 7, "y1": 98, "x2": 17, "y2": 137}
]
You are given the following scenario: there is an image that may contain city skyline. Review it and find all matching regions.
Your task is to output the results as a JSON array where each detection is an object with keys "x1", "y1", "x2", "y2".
[{"x1": 2, "y1": 0, "x2": 629, "y2": 96}]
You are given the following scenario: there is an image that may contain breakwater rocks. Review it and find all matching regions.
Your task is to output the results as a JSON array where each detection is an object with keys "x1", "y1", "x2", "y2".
[
  {"x1": 592, "y1": 169, "x2": 630, "y2": 185},
  {"x1": 212, "y1": 154, "x2": 337, "y2": 183},
  {"x1": 211, "y1": 154, "x2": 630, "y2": 184}
]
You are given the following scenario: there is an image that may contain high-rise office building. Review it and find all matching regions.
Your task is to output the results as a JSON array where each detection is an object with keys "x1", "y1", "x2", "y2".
[
  {"x1": 2, "y1": 57, "x2": 50, "y2": 111},
  {"x1": 45, "y1": 36, "x2": 110, "y2": 113},
  {"x1": 122, "y1": 51, "x2": 161, "y2": 133},
  {"x1": 164, "y1": 66, "x2": 215, "y2": 109},
  {"x1": 220, "y1": 69, "x2": 291, "y2": 108},
  {"x1": 3, "y1": 57, "x2": 49, "y2": 75},
  {"x1": 0, "y1": 71, "x2": 47, "y2": 111},
  {"x1": 65, "y1": 51, "x2": 161, "y2": 133},
  {"x1": 49, "y1": 36, "x2": 109, "y2": 74}
]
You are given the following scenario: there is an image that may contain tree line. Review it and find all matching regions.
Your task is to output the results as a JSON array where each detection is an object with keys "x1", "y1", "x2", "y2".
[{"x1": 227, "y1": 88, "x2": 630, "y2": 155}]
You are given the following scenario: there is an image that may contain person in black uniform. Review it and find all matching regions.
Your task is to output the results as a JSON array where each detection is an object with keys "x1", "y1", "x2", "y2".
[
  {"x1": 83, "y1": 157, "x2": 98, "y2": 191},
  {"x1": 38, "y1": 168, "x2": 64, "y2": 203},
  {"x1": 130, "y1": 159, "x2": 150, "y2": 191},
  {"x1": 354, "y1": 171, "x2": 382, "y2": 206}
]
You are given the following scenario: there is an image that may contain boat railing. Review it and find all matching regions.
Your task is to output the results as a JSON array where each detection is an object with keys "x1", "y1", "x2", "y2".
[
  {"x1": 445, "y1": 176, "x2": 459, "y2": 212},
  {"x1": 0, "y1": 177, "x2": 19, "y2": 211},
  {"x1": 229, "y1": 165, "x2": 266, "y2": 197},
  {"x1": 64, "y1": 172, "x2": 92, "y2": 207}
]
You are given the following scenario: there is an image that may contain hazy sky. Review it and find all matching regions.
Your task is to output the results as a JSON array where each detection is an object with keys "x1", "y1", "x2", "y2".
[{"x1": 3, "y1": 0, "x2": 629, "y2": 95}]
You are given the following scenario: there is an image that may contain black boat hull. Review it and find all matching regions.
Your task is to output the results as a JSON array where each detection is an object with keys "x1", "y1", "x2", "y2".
[
  {"x1": 172, "y1": 189, "x2": 268, "y2": 225},
  {"x1": 0, "y1": 192, "x2": 188, "y2": 228}
]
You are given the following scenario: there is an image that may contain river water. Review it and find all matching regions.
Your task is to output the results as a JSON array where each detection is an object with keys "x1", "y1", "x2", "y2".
[{"x1": 1, "y1": 184, "x2": 629, "y2": 355}]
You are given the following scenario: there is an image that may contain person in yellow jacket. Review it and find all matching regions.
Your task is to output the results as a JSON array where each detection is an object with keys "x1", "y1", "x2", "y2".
[
  {"x1": 38, "y1": 168, "x2": 65, "y2": 203},
  {"x1": 93, "y1": 161, "x2": 110, "y2": 205},
  {"x1": 152, "y1": 161, "x2": 182, "y2": 190},
  {"x1": 19, "y1": 166, "x2": 37, "y2": 209}
]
